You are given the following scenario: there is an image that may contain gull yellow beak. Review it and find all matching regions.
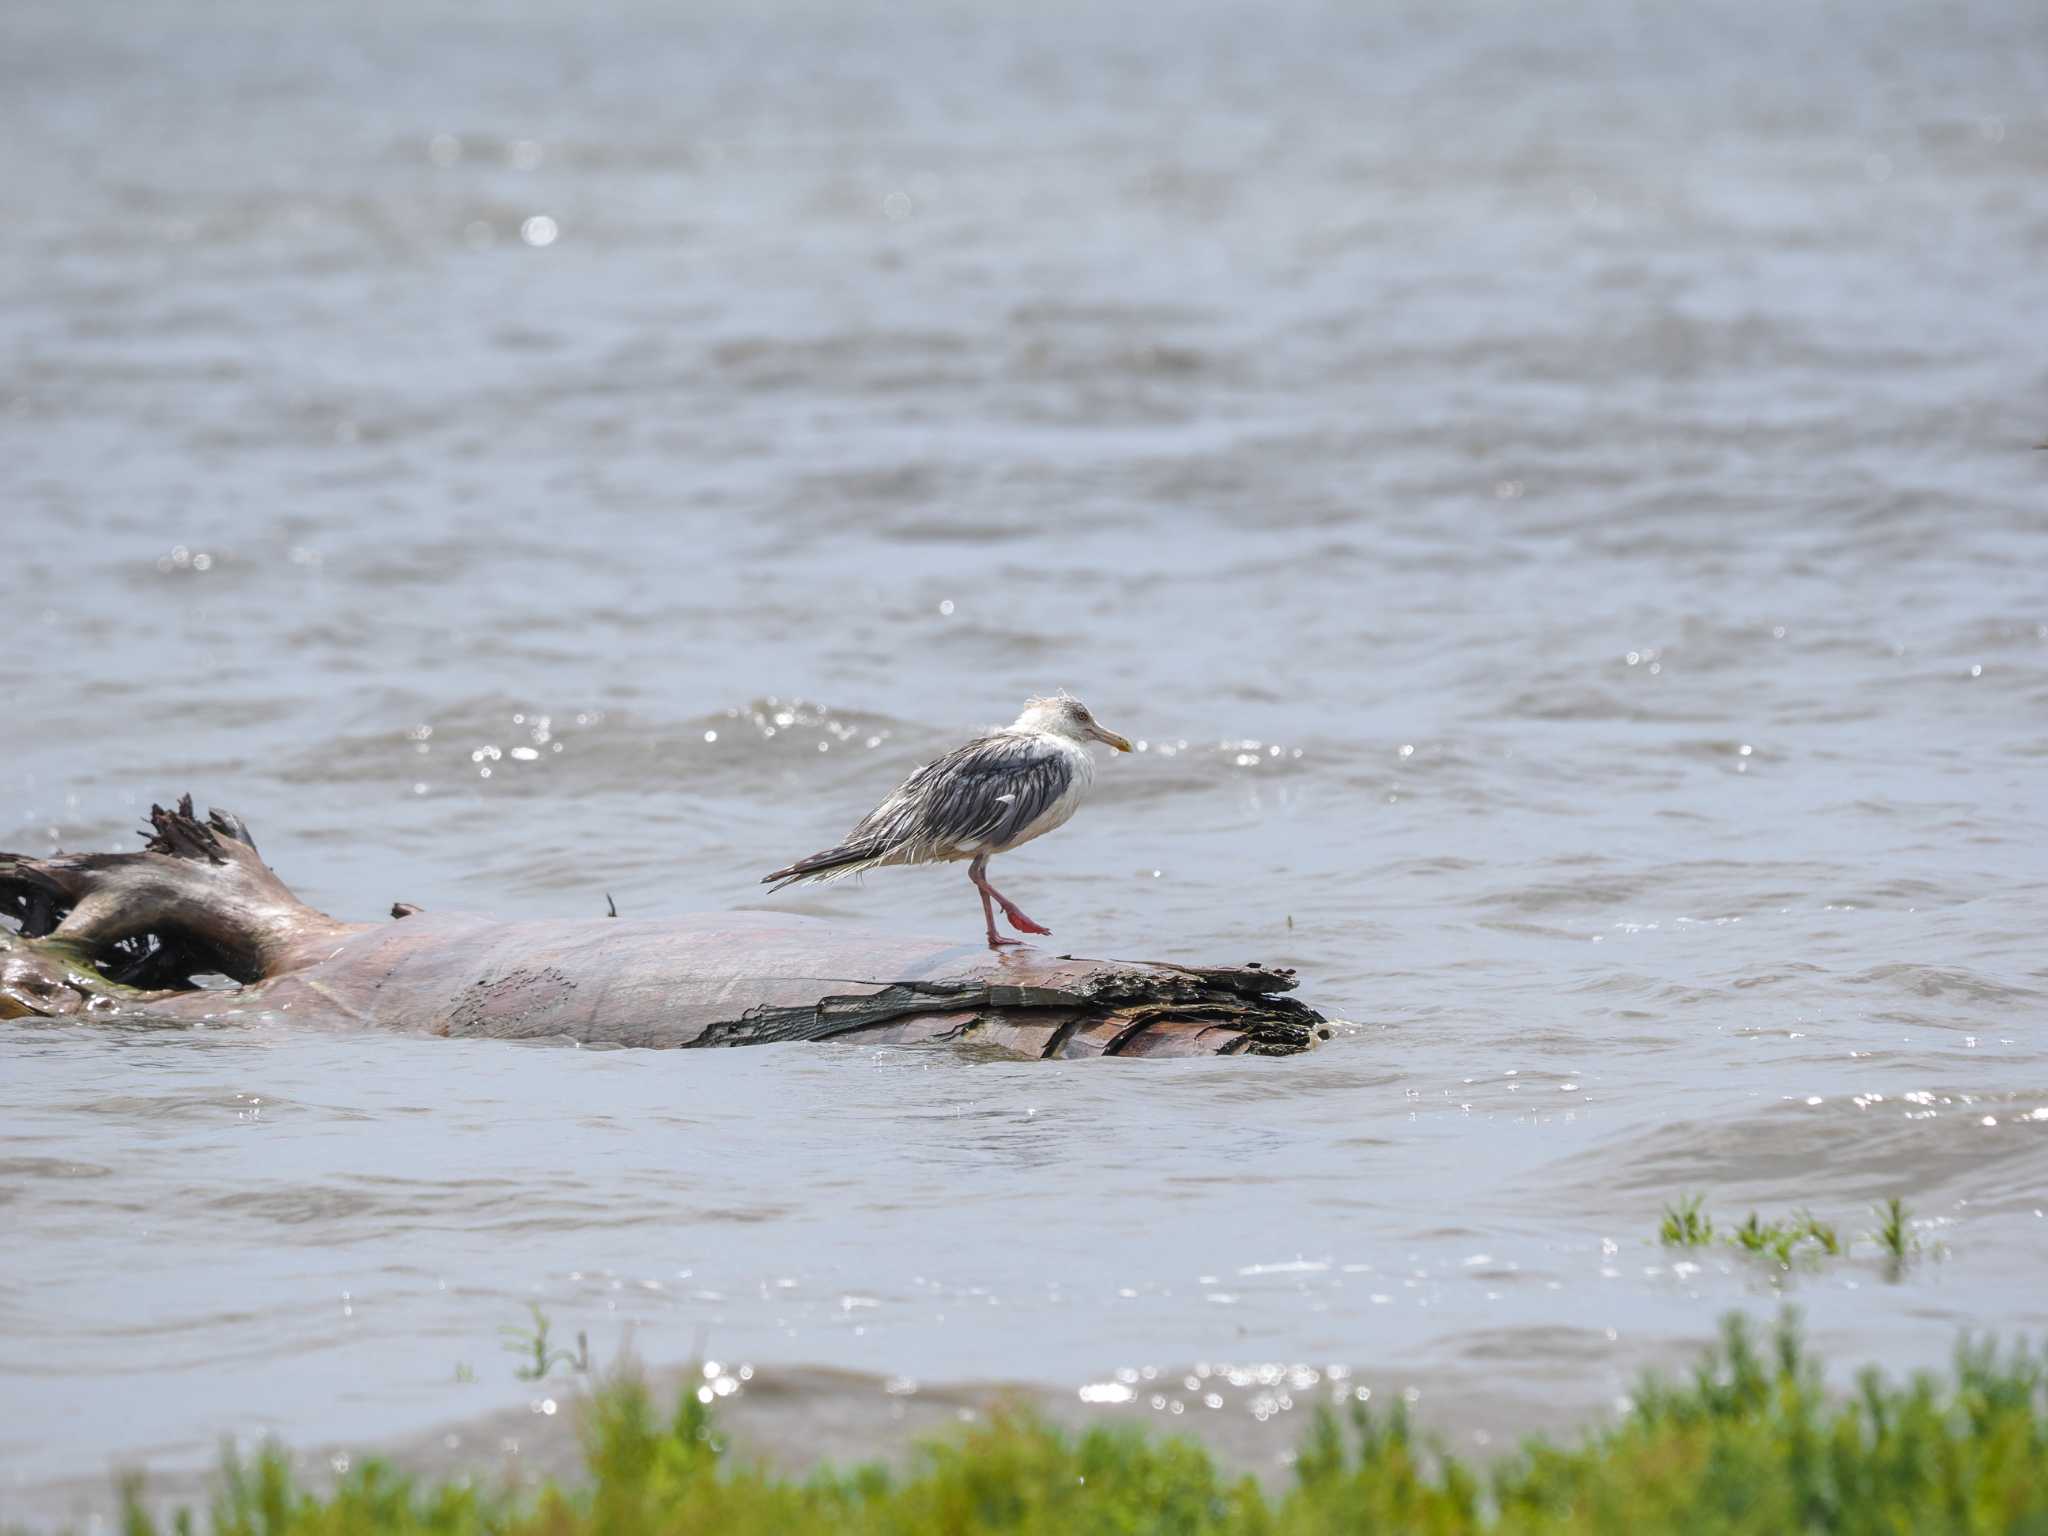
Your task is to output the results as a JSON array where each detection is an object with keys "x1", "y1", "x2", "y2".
[{"x1": 1091, "y1": 725, "x2": 1134, "y2": 753}]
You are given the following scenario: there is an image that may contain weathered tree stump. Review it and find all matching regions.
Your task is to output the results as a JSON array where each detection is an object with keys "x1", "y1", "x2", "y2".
[{"x1": 1, "y1": 798, "x2": 1330, "y2": 1058}]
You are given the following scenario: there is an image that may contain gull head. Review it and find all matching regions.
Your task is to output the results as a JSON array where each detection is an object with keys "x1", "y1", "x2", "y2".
[{"x1": 1015, "y1": 692, "x2": 1132, "y2": 752}]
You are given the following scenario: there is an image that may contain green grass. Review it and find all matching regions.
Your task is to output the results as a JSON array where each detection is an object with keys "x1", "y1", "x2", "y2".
[
  {"x1": 1796, "y1": 1211, "x2": 1842, "y2": 1257},
  {"x1": 1872, "y1": 1196, "x2": 1919, "y2": 1264},
  {"x1": 500, "y1": 1304, "x2": 590, "y2": 1383},
  {"x1": 83, "y1": 1313, "x2": 2048, "y2": 1536},
  {"x1": 1657, "y1": 1194, "x2": 1713, "y2": 1248},
  {"x1": 1726, "y1": 1211, "x2": 1842, "y2": 1267},
  {"x1": 1657, "y1": 1198, "x2": 1911, "y2": 1274}
]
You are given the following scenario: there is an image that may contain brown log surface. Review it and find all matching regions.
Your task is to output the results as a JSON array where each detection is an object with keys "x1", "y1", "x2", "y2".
[{"x1": 2, "y1": 798, "x2": 1330, "y2": 1059}]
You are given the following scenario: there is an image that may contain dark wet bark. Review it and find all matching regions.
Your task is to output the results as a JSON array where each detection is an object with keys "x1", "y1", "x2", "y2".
[{"x1": 2, "y1": 798, "x2": 1330, "y2": 1057}]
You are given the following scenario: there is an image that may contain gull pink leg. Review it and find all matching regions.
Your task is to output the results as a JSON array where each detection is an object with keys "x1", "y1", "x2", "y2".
[
  {"x1": 969, "y1": 853, "x2": 1050, "y2": 937},
  {"x1": 969, "y1": 855, "x2": 1034, "y2": 948},
  {"x1": 971, "y1": 859, "x2": 1024, "y2": 950}
]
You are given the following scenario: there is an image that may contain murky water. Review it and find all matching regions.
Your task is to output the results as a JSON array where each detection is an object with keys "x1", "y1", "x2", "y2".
[{"x1": 5, "y1": 0, "x2": 2048, "y2": 1523}]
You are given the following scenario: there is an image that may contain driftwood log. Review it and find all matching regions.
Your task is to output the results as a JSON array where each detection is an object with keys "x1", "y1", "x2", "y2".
[{"x1": 0, "y1": 797, "x2": 1329, "y2": 1058}]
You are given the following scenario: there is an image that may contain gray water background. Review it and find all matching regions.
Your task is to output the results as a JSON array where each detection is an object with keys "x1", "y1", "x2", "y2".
[{"x1": 4, "y1": 0, "x2": 2047, "y2": 1519}]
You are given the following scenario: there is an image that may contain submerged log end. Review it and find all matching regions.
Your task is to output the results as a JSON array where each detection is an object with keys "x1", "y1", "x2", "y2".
[
  {"x1": 0, "y1": 931, "x2": 165, "y2": 1019},
  {"x1": 1, "y1": 795, "x2": 358, "y2": 991}
]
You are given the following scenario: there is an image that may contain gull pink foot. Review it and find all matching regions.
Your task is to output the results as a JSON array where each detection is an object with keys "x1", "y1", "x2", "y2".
[
  {"x1": 977, "y1": 885, "x2": 1031, "y2": 949},
  {"x1": 1000, "y1": 908, "x2": 1052, "y2": 936}
]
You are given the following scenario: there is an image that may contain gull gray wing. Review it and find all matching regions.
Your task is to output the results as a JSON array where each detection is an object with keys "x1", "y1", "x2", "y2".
[{"x1": 853, "y1": 731, "x2": 1075, "y2": 859}]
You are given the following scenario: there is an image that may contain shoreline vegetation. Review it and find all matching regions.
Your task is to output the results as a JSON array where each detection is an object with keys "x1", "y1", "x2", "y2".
[{"x1": 67, "y1": 1314, "x2": 2048, "y2": 1536}]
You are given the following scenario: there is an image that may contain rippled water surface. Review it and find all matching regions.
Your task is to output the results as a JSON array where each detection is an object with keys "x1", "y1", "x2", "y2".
[{"x1": 5, "y1": 0, "x2": 2048, "y2": 1522}]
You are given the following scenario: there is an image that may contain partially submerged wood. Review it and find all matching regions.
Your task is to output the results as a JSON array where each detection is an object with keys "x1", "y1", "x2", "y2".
[{"x1": 2, "y1": 797, "x2": 1329, "y2": 1058}]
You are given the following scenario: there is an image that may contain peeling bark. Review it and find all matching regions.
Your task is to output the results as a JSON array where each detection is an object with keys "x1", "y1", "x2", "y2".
[{"x1": 2, "y1": 798, "x2": 1331, "y2": 1058}]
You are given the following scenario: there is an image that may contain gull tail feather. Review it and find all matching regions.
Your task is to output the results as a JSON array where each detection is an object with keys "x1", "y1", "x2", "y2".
[{"x1": 761, "y1": 842, "x2": 887, "y2": 892}]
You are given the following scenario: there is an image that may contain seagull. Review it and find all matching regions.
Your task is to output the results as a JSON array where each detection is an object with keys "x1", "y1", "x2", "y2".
[{"x1": 762, "y1": 694, "x2": 1134, "y2": 950}]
